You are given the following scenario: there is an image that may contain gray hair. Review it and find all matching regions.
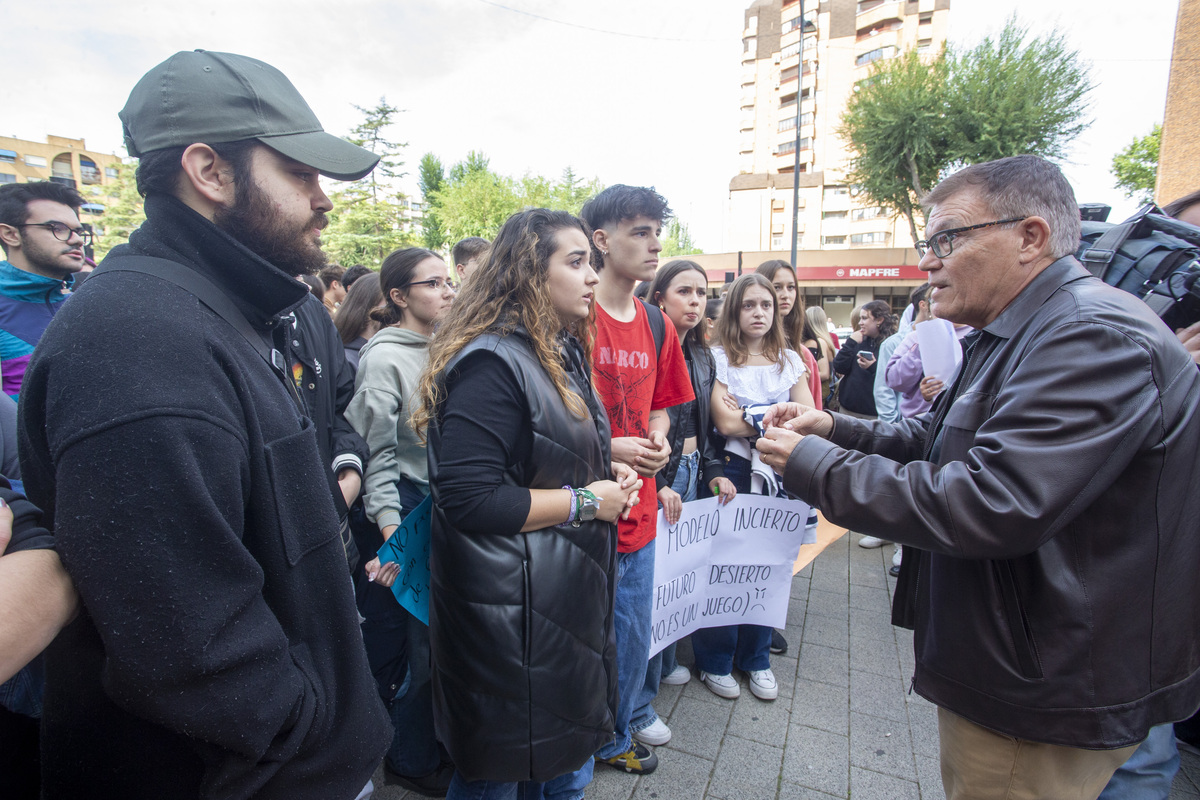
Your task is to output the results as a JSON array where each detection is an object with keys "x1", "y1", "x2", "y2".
[{"x1": 923, "y1": 155, "x2": 1080, "y2": 259}]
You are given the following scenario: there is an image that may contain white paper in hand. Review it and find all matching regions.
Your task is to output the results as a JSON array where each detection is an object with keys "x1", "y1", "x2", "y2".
[{"x1": 917, "y1": 318, "x2": 962, "y2": 385}]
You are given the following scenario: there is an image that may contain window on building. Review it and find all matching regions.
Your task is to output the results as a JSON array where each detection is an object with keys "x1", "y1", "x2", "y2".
[
  {"x1": 772, "y1": 236, "x2": 785, "y2": 249},
  {"x1": 748, "y1": 14, "x2": 758, "y2": 33},
  {"x1": 780, "y1": 95, "x2": 797, "y2": 111},
  {"x1": 0, "y1": 173, "x2": 16, "y2": 184},
  {"x1": 856, "y1": 46, "x2": 897, "y2": 67},
  {"x1": 917, "y1": 38, "x2": 933, "y2": 53},
  {"x1": 781, "y1": 41, "x2": 801, "y2": 60},
  {"x1": 80, "y1": 156, "x2": 101, "y2": 185},
  {"x1": 0, "y1": 150, "x2": 15, "y2": 164},
  {"x1": 776, "y1": 141, "x2": 797, "y2": 156},
  {"x1": 799, "y1": 137, "x2": 811, "y2": 150},
  {"x1": 857, "y1": 0, "x2": 885, "y2": 13},
  {"x1": 851, "y1": 206, "x2": 885, "y2": 221},
  {"x1": 823, "y1": 236, "x2": 846, "y2": 245},
  {"x1": 105, "y1": 166, "x2": 120, "y2": 178},
  {"x1": 779, "y1": 116, "x2": 797, "y2": 133},
  {"x1": 919, "y1": 11, "x2": 933, "y2": 24},
  {"x1": 781, "y1": 65, "x2": 798, "y2": 83},
  {"x1": 823, "y1": 210, "x2": 848, "y2": 220},
  {"x1": 744, "y1": 38, "x2": 756, "y2": 55},
  {"x1": 824, "y1": 185, "x2": 850, "y2": 199},
  {"x1": 851, "y1": 232, "x2": 891, "y2": 245},
  {"x1": 25, "y1": 154, "x2": 47, "y2": 168}
]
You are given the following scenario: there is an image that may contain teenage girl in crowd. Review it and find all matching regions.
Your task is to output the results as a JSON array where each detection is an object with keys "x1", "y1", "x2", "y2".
[
  {"x1": 755, "y1": 261, "x2": 824, "y2": 656},
  {"x1": 804, "y1": 306, "x2": 837, "y2": 406},
  {"x1": 628, "y1": 260, "x2": 738, "y2": 747},
  {"x1": 345, "y1": 248, "x2": 457, "y2": 795},
  {"x1": 756, "y1": 260, "x2": 823, "y2": 410},
  {"x1": 333, "y1": 271, "x2": 383, "y2": 371},
  {"x1": 412, "y1": 208, "x2": 641, "y2": 800},
  {"x1": 831, "y1": 299, "x2": 897, "y2": 419},
  {"x1": 699, "y1": 273, "x2": 815, "y2": 702}
]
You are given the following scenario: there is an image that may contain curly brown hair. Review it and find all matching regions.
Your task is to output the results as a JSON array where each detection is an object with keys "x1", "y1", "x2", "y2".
[{"x1": 411, "y1": 208, "x2": 594, "y2": 439}]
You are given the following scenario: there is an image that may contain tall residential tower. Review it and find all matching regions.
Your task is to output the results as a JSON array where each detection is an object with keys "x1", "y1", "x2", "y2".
[{"x1": 728, "y1": 0, "x2": 951, "y2": 253}]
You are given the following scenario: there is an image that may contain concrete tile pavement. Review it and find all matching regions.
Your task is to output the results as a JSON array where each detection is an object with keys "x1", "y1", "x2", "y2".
[{"x1": 374, "y1": 528, "x2": 1200, "y2": 799}]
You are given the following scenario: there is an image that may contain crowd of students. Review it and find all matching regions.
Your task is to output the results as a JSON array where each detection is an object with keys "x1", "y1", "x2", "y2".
[{"x1": 280, "y1": 181, "x2": 951, "y2": 799}]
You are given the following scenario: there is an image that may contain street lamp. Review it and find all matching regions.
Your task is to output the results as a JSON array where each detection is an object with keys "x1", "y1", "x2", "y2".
[{"x1": 789, "y1": 0, "x2": 818, "y2": 269}]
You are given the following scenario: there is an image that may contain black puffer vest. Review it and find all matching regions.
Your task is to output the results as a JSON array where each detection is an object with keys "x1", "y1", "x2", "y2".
[{"x1": 427, "y1": 329, "x2": 618, "y2": 782}]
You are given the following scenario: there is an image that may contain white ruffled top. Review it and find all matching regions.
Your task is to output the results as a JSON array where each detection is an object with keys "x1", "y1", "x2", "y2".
[{"x1": 712, "y1": 346, "x2": 808, "y2": 405}]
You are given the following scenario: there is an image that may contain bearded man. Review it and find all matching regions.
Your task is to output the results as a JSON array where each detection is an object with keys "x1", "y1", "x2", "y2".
[{"x1": 17, "y1": 51, "x2": 390, "y2": 800}]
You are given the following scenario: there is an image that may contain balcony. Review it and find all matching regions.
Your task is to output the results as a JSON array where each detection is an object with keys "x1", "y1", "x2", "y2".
[{"x1": 856, "y1": 0, "x2": 904, "y2": 29}]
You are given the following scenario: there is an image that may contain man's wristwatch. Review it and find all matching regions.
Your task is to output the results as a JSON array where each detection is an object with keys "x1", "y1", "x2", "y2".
[{"x1": 572, "y1": 488, "x2": 601, "y2": 527}]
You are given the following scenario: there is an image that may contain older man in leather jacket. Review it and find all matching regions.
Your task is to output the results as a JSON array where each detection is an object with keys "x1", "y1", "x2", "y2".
[{"x1": 757, "y1": 155, "x2": 1200, "y2": 800}]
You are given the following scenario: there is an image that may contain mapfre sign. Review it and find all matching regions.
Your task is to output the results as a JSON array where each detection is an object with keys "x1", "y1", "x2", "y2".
[{"x1": 797, "y1": 264, "x2": 926, "y2": 281}]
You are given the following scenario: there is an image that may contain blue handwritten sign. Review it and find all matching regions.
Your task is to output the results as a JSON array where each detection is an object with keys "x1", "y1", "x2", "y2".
[{"x1": 376, "y1": 494, "x2": 433, "y2": 625}]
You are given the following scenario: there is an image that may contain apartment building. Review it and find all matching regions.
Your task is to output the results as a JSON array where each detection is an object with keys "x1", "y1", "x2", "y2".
[
  {"x1": 728, "y1": 0, "x2": 951, "y2": 256},
  {"x1": 0, "y1": 135, "x2": 124, "y2": 236}
]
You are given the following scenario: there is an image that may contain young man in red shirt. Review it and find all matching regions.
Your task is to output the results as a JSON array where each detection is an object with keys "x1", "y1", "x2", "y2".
[{"x1": 582, "y1": 186, "x2": 694, "y2": 775}]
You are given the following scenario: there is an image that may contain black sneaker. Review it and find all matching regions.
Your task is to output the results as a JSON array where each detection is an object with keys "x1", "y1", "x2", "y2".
[
  {"x1": 596, "y1": 742, "x2": 659, "y2": 774},
  {"x1": 770, "y1": 629, "x2": 788, "y2": 655},
  {"x1": 383, "y1": 761, "x2": 454, "y2": 797}
]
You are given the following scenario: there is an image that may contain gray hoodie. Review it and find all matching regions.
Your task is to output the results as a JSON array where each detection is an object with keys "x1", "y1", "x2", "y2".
[{"x1": 345, "y1": 326, "x2": 431, "y2": 530}]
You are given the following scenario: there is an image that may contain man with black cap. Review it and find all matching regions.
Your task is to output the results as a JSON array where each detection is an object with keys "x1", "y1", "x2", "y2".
[{"x1": 18, "y1": 51, "x2": 391, "y2": 799}]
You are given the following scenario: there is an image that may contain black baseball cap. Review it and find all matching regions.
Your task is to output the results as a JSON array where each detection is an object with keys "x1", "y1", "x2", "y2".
[{"x1": 119, "y1": 50, "x2": 379, "y2": 182}]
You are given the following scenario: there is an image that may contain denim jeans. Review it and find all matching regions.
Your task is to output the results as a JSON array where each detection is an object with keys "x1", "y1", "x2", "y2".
[
  {"x1": 630, "y1": 452, "x2": 699, "y2": 734},
  {"x1": 691, "y1": 450, "x2": 772, "y2": 675},
  {"x1": 1098, "y1": 723, "x2": 1179, "y2": 799},
  {"x1": 595, "y1": 539, "x2": 656, "y2": 759},
  {"x1": 386, "y1": 608, "x2": 443, "y2": 777},
  {"x1": 446, "y1": 760, "x2": 594, "y2": 800}
]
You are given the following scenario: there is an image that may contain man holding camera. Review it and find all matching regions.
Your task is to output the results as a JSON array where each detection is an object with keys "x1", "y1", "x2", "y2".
[{"x1": 757, "y1": 155, "x2": 1200, "y2": 799}]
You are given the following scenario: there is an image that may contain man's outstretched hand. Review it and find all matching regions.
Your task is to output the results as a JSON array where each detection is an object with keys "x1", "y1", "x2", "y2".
[
  {"x1": 761, "y1": 403, "x2": 834, "y2": 437},
  {"x1": 756, "y1": 427, "x2": 803, "y2": 473}
]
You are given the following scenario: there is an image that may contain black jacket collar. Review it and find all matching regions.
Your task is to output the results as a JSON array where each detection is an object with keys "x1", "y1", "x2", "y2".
[{"x1": 108, "y1": 193, "x2": 309, "y2": 329}]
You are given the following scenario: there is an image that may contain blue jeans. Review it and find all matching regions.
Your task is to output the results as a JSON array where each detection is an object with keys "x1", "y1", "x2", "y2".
[
  {"x1": 446, "y1": 761, "x2": 594, "y2": 800},
  {"x1": 691, "y1": 450, "x2": 771, "y2": 675},
  {"x1": 631, "y1": 452, "x2": 699, "y2": 734},
  {"x1": 595, "y1": 539, "x2": 656, "y2": 759},
  {"x1": 386, "y1": 608, "x2": 444, "y2": 777},
  {"x1": 1098, "y1": 723, "x2": 1179, "y2": 799}
]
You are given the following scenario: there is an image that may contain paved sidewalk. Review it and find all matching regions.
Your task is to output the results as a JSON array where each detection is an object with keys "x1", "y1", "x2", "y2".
[{"x1": 374, "y1": 525, "x2": 1200, "y2": 799}]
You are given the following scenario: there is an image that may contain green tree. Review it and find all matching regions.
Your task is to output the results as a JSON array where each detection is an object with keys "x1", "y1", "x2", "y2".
[
  {"x1": 1111, "y1": 123, "x2": 1161, "y2": 204},
  {"x1": 840, "y1": 47, "x2": 951, "y2": 244},
  {"x1": 323, "y1": 99, "x2": 414, "y2": 266},
  {"x1": 661, "y1": 218, "x2": 703, "y2": 257},
  {"x1": 840, "y1": 17, "x2": 1092, "y2": 242},
  {"x1": 418, "y1": 153, "x2": 448, "y2": 252},
  {"x1": 426, "y1": 153, "x2": 604, "y2": 243},
  {"x1": 93, "y1": 159, "x2": 145, "y2": 261}
]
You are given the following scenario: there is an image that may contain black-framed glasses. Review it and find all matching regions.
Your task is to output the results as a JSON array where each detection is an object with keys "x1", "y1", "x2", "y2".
[
  {"x1": 401, "y1": 277, "x2": 452, "y2": 291},
  {"x1": 914, "y1": 217, "x2": 1026, "y2": 259},
  {"x1": 17, "y1": 221, "x2": 93, "y2": 246}
]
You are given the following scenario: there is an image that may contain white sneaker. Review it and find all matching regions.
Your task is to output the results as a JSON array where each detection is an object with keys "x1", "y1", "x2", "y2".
[
  {"x1": 748, "y1": 669, "x2": 778, "y2": 701},
  {"x1": 858, "y1": 535, "x2": 889, "y2": 549},
  {"x1": 893, "y1": 546, "x2": 903, "y2": 567},
  {"x1": 661, "y1": 664, "x2": 692, "y2": 686},
  {"x1": 633, "y1": 717, "x2": 672, "y2": 746},
  {"x1": 700, "y1": 671, "x2": 741, "y2": 699}
]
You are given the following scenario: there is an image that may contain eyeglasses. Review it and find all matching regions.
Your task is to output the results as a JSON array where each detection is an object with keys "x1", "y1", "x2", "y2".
[
  {"x1": 17, "y1": 221, "x2": 93, "y2": 246},
  {"x1": 401, "y1": 277, "x2": 452, "y2": 291},
  {"x1": 914, "y1": 217, "x2": 1026, "y2": 259}
]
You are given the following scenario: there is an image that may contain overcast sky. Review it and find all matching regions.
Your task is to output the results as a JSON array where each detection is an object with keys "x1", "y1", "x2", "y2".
[{"x1": 1, "y1": 0, "x2": 1179, "y2": 252}]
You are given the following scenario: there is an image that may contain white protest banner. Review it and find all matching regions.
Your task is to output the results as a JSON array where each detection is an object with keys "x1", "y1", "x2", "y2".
[{"x1": 650, "y1": 494, "x2": 813, "y2": 656}]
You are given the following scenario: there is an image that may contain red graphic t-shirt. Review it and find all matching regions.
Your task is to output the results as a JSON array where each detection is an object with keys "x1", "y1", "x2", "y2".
[{"x1": 593, "y1": 301, "x2": 694, "y2": 553}]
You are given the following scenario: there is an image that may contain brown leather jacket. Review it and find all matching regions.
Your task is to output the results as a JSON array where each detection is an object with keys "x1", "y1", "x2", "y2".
[{"x1": 783, "y1": 257, "x2": 1200, "y2": 749}]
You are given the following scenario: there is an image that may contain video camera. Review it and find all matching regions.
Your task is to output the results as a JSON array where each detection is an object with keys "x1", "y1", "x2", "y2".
[{"x1": 1077, "y1": 203, "x2": 1200, "y2": 330}]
